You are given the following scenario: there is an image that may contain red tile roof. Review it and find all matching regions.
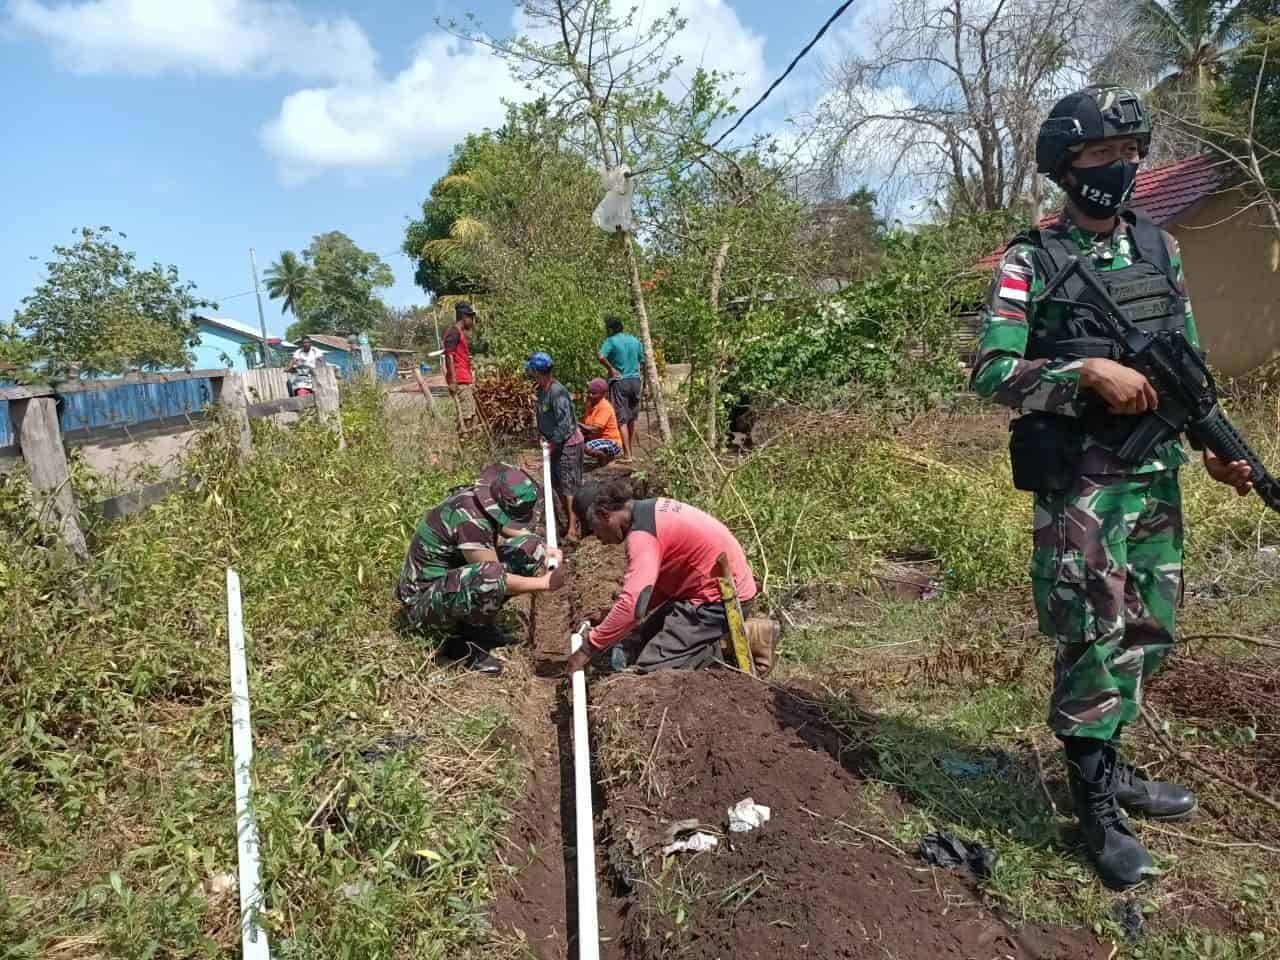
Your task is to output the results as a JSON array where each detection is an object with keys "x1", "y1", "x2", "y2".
[{"x1": 974, "y1": 154, "x2": 1230, "y2": 270}]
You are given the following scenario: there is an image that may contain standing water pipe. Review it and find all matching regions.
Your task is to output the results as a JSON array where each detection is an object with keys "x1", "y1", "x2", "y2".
[
  {"x1": 226, "y1": 569, "x2": 271, "y2": 960},
  {"x1": 541, "y1": 441, "x2": 601, "y2": 960}
]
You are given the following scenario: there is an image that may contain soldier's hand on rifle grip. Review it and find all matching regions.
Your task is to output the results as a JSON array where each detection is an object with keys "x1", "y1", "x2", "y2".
[
  {"x1": 1203, "y1": 448, "x2": 1254, "y2": 496},
  {"x1": 1080, "y1": 358, "x2": 1159, "y2": 415}
]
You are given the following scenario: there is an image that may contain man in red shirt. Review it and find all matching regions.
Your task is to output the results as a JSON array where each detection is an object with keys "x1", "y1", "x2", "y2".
[
  {"x1": 443, "y1": 301, "x2": 478, "y2": 433},
  {"x1": 565, "y1": 480, "x2": 758, "y2": 674}
]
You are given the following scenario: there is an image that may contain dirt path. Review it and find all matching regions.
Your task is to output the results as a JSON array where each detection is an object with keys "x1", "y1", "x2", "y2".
[{"x1": 488, "y1": 444, "x2": 1108, "y2": 959}]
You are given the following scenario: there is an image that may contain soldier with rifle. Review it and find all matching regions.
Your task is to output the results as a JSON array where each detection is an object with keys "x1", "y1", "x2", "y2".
[{"x1": 972, "y1": 86, "x2": 1277, "y2": 889}]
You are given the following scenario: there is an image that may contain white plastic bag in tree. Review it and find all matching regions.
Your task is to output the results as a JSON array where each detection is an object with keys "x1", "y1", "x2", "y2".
[{"x1": 592, "y1": 164, "x2": 634, "y2": 233}]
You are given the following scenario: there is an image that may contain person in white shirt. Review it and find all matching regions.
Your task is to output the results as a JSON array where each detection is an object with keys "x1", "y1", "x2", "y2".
[{"x1": 289, "y1": 336, "x2": 325, "y2": 371}]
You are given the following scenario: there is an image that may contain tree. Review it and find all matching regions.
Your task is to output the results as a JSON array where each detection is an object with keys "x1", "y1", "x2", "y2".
[
  {"x1": 378, "y1": 305, "x2": 438, "y2": 352},
  {"x1": 283, "y1": 232, "x2": 394, "y2": 340},
  {"x1": 13, "y1": 226, "x2": 214, "y2": 377},
  {"x1": 818, "y1": 0, "x2": 1096, "y2": 218},
  {"x1": 445, "y1": 3, "x2": 743, "y2": 442},
  {"x1": 404, "y1": 102, "x2": 609, "y2": 301},
  {"x1": 263, "y1": 250, "x2": 314, "y2": 328}
]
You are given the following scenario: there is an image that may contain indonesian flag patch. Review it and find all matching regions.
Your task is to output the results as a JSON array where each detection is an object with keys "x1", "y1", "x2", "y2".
[{"x1": 997, "y1": 265, "x2": 1030, "y2": 303}]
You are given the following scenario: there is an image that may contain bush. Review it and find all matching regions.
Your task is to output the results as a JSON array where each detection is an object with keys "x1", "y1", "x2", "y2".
[{"x1": 0, "y1": 388, "x2": 520, "y2": 957}]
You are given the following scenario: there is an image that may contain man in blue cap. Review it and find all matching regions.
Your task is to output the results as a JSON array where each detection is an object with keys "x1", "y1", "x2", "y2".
[{"x1": 527, "y1": 351, "x2": 584, "y2": 541}]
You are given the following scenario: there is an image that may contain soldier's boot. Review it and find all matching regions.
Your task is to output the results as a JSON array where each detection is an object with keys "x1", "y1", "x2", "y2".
[
  {"x1": 1064, "y1": 737, "x2": 1156, "y2": 890},
  {"x1": 1109, "y1": 746, "x2": 1196, "y2": 820},
  {"x1": 464, "y1": 622, "x2": 516, "y2": 650},
  {"x1": 440, "y1": 625, "x2": 504, "y2": 676}
]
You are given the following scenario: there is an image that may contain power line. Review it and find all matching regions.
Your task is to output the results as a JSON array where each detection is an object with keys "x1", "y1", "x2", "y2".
[{"x1": 708, "y1": 0, "x2": 857, "y2": 152}]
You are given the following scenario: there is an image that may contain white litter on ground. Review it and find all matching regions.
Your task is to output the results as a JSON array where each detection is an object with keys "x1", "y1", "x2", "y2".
[{"x1": 727, "y1": 798, "x2": 772, "y2": 833}]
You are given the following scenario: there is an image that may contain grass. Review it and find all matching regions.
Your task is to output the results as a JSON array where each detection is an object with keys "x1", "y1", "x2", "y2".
[{"x1": 0, "y1": 386, "x2": 522, "y2": 958}]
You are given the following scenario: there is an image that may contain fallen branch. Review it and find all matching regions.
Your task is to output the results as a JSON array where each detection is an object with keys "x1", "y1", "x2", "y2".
[
  {"x1": 1179, "y1": 632, "x2": 1280, "y2": 650},
  {"x1": 1139, "y1": 704, "x2": 1280, "y2": 817},
  {"x1": 1027, "y1": 738, "x2": 1060, "y2": 818}
]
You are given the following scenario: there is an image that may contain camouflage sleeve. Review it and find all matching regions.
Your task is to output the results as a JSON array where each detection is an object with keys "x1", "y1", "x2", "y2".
[
  {"x1": 451, "y1": 503, "x2": 497, "y2": 553},
  {"x1": 1166, "y1": 233, "x2": 1200, "y2": 349},
  {"x1": 969, "y1": 244, "x2": 1086, "y2": 417}
]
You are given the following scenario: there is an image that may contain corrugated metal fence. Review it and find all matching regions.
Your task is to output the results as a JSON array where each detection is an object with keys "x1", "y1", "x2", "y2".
[{"x1": 1, "y1": 376, "x2": 216, "y2": 448}]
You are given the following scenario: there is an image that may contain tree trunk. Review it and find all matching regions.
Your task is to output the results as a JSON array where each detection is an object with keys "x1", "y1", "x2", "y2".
[
  {"x1": 622, "y1": 230, "x2": 671, "y2": 442},
  {"x1": 705, "y1": 236, "x2": 732, "y2": 449}
]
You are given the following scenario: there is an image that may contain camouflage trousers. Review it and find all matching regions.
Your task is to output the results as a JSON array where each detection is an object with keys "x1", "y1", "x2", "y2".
[
  {"x1": 402, "y1": 533, "x2": 545, "y2": 628},
  {"x1": 1032, "y1": 471, "x2": 1182, "y2": 741}
]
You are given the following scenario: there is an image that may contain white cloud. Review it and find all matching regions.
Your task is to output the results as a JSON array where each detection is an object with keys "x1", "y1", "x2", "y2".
[
  {"x1": 260, "y1": 33, "x2": 523, "y2": 184},
  {"x1": 263, "y1": 0, "x2": 768, "y2": 182},
  {"x1": 665, "y1": 0, "x2": 767, "y2": 99},
  {"x1": 8, "y1": 0, "x2": 376, "y2": 81}
]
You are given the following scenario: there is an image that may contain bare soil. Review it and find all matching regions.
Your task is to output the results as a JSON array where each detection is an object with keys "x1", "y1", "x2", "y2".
[{"x1": 488, "y1": 451, "x2": 1109, "y2": 958}]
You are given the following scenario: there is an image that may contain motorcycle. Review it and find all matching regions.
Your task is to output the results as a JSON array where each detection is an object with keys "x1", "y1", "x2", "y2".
[{"x1": 287, "y1": 363, "x2": 316, "y2": 397}]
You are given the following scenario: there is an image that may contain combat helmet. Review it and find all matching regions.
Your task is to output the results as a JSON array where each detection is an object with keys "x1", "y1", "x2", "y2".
[
  {"x1": 474, "y1": 463, "x2": 539, "y2": 527},
  {"x1": 1035, "y1": 86, "x2": 1151, "y2": 179}
]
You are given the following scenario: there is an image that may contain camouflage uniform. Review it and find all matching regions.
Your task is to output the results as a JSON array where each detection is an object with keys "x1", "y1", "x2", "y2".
[
  {"x1": 396, "y1": 465, "x2": 546, "y2": 628},
  {"x1": 972, "y1": 214, "x2": 1199, "y2": 741}
]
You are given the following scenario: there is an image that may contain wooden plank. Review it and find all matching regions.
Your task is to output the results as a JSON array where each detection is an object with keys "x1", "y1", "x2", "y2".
[
  {"x1": 313, "y1": 365, "x2": 344, "y2": 449},
  {"x1": 11, "y1": 397, "x2": 87, "y2": 559},
  {"x1": 55, "y1": 369, "x2": 227, "y2": 394},
  {"x1": 0, "y1": 369, "x2": 226, "y2": 403},
  {"x1": 0, "y1": 384, "x2": 55, "y2": 402},
  {"x1": 246, "y1": 395, "x2": 315, "y2": 419},
  {"x1": 95, "y1": 475, "x2": 195, "y2": 520},
  {"x1": 243, "y1": 368, "x2": 291, "y2": 404},
  {"x1": 212, "y1": 374, "x2": 253, "y2": 461},
  {"x1": 62, "y1": 411, "x2": 209, "y2": 450}
]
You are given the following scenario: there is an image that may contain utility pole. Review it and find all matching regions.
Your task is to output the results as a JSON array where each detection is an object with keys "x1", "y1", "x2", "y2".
[{"x1": 249, "y1": 248, "x2": 269, "y2": 368}]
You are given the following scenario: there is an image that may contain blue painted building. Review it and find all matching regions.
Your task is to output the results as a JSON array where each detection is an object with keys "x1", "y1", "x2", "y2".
[{"x1": 191, "y1": 316, "x2": 290, "y2": 371}]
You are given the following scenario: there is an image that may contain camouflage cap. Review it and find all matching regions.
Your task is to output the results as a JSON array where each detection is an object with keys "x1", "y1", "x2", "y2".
[{"x1": 474, "y1": 462, "x2": 539, "y2": 527}]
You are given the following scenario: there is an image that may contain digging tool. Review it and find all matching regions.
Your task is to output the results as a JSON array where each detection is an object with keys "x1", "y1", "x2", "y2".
[{"x1": 715, "y1": 552, "x2": 754, "y2": 676}]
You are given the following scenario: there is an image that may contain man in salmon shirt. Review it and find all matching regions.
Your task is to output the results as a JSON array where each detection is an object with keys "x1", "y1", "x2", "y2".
[
  {"x1": 580, "y1": 378, "x2": 623, "y2": 466},
  {"x1": 565, "y1": 479, "x2": 758, "y2": 674}
]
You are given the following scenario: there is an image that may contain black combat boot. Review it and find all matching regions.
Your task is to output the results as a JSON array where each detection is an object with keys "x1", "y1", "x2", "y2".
[
  {"x1": 1110, "y1": 741, "x2": 1196, "y2": 820},
  {"x1": 1064, "y1": 737, "x2": 1156, "y2": 890},
  {"x1": 441, "y1": 627, "x2": 504, "y2": 676}
]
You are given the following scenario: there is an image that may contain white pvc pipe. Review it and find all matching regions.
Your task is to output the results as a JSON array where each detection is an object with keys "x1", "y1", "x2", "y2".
[
  {"x1": 226, "y1": 568, "x2": 271, "y2": 960},
  {"x1": 540, "y1": 440, "x2": 559, "y2": 563},
  {"x1": 568, "y1": 619, "x2": 600, "y2": 960},
  {"x1": 542, "y1": 441, "x2": 599, "y2": 959}
]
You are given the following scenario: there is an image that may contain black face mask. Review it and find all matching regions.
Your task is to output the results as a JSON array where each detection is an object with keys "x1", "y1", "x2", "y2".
[{"x1": 1066, "y1": 159, "x2": 1138, "y2": 218}]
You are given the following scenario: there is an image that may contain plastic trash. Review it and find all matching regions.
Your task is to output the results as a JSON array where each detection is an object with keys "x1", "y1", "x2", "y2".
[
  {"x1": 1114, "y1": 898, "x2": 1145, "y2": 943},
  {"x1": 592, "y1": 165, "x2": 634, "y2": 234},
  {"x1": 663, "y1": 832, "x2": 720, "y2": 855},
  {"x1": 727, "y1": 798, "x2": 772, "y2": 833},
  {"x1": 918, "y1": 832, "x2": 997, "y2": 878}
]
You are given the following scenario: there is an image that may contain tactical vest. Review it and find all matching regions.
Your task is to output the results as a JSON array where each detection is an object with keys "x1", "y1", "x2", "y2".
[{"x1": 1012, "y1": 210, "x2": 1185, "y2": 457}]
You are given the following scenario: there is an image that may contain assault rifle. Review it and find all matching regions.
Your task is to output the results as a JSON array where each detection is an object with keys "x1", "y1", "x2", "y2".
[{"x1": 1034, "y1": 255, "x2": 1280, "y2": 512}]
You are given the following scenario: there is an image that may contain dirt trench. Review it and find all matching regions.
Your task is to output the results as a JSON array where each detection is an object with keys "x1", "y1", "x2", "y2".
[{"x1": 489, "y1": 457, "x2": 1106, "y2": 959}]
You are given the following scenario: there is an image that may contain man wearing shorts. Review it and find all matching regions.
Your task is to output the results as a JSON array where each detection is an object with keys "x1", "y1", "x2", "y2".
[
  {"x1": 598, "y1": 315, "x2": 644, "y2": 462},
  {"x1": 444, "y1": 301, "x2": 479, "y2": 434},
  {"x1": 527, "y1": 351, "x2": 585, "y2": 541}
]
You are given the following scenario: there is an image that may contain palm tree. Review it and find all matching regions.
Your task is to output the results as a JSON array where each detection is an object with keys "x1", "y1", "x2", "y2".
[
  {"x1": 263, "y1": 251, "x2": 313, "y2": 325},
  {"x1": 1102, "y1": 0, "x2": 1248, "y2": 106}
]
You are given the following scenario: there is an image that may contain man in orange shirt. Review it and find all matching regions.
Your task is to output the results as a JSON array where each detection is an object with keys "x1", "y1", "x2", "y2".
[{"x1": 580, "y1": 378, "x2": 623, "y2": 466}]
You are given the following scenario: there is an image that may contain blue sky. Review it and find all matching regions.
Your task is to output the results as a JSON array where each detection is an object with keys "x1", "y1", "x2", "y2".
[{"x1": 0, "y1": 0, "x2": 854, "y2": 339}]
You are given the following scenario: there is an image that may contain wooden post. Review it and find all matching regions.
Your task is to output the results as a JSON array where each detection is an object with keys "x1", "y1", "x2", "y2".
[
  {"x1": 212, "y1": 373, "x2": 253, "y2": 461},
  {"x1": 313, "y1": 365, "x2": 345, "y2": 450},
  {"x1": 11, "y1": 397, "x2": 88, "y2": 560}
]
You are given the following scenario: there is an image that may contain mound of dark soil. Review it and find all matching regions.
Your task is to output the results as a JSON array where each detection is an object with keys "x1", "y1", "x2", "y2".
[{"x1": 592, "y1": 670, "x2": 1106, "y2": 960}]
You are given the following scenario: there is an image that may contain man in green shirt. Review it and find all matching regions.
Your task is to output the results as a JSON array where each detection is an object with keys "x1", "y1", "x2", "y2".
[{"x1": 598, "y1": 314, "x2": 644, "y2": 462}]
